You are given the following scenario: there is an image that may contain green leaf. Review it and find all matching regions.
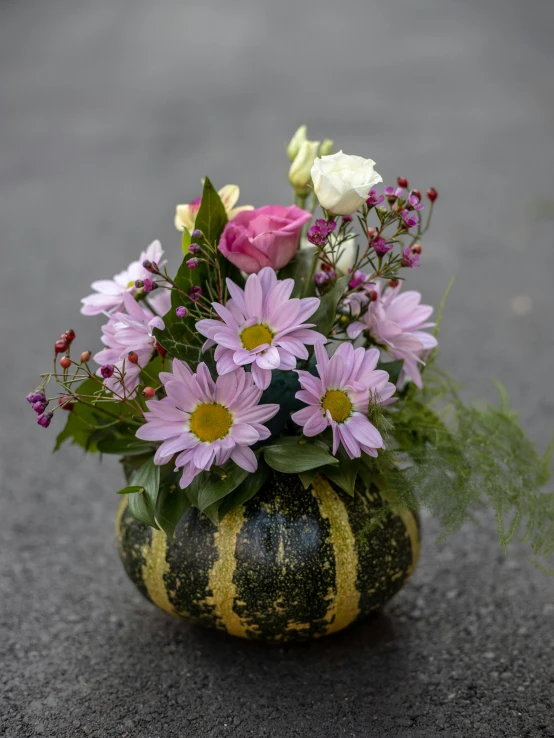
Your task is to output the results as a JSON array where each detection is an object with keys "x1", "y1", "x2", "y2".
[
  {"x1": 153, "y1": 320, "x2": 202, "y2": 364},
  {"x1": 194, "y1": 177, "x2": 228, "y2": 245},
  {"x1": 154, "y1": 179, "x2": 229, "y2": 362},
  {"x1": 320, "y1": 449, "x2": 359, "y2": 496},
  {"x1": 127, "y1": 458, "x2": 161, "y2": 528},
  {"x1": 128, "y1": 488, "x2": 159, "y2": 529},
  {"x1": 298, "y1": 469, "x2": 318, "y2": 489},
  {"x1": 278, "y1": 246, "x2": 317, "y2": 298},
  {"x1": 217, "y1": 462, "x2": 270, "y2": 521},
  {"x1": 377, "y1": 359, "x2": 404, "y2": 386},
  {"x1": 139, "y1": 354, "x2": 166, "y2": 387},
  {"x1": 224, "y1": 262, "x2": 246, "y2": 289},
  {"x1": 260, "y1": 370, "x2": 302, "y2": 438},
  {"x1": 357, "y1": 457, "x2": 373, "y2": 489},
  {"x1": 96, "y1": 438, "x2": 153, "y2": 455},
  {"x1": 116, "y1": 485, "x2": 145, "y2": 495},
  {"x1": 310, "y1": 276, "x2": 349, "y2": 337},
  {"x1": 155, "y1": 481, "x2": 191, "y2": 541},
  {"x1": 181, "y1": 227, "x2": 191, "y2": 254},
  {"x1": 131, "y1": 457, "x2": 160, "y2": 499},
  {"x1": 196, "y1": 464, "x2": 249, "y2": 514},
  {"x1": 121, "y1": 452, "x2": 155, "y2": 484},
  {"x1": 263, "y1": 437, "x2": 339, "y2": 474}
]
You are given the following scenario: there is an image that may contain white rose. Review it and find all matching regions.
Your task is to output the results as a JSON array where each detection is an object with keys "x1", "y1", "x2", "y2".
[{"x1": 311, "y1": 151, "x2": 383, "y2": 216}]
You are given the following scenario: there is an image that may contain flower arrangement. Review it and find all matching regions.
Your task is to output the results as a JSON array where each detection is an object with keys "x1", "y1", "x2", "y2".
[{"x1": 29, "y1": 125, "x2": 554, "y2": 574}]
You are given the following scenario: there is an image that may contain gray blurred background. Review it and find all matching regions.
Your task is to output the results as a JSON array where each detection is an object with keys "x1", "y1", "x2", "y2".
[{"x1": 1, "y1": 0, "x2": 553, "y2": 736}]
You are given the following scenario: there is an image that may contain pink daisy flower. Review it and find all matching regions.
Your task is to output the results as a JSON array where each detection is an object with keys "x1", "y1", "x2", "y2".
[
  {"x1": 135, "y1": 361, "x2": 279, "y2": 489},
  {"x1": 81, "y1": 240, "x2": 166, "y2": 316},
  {"x1": 94, "y1": 292, "x2": 168, "y2": 397},
  {"x1": 196, "y1": 267, "x2": 326, "y2": 390},
  {"x1": 347, "y1": 281, "x2": 437, "y2": 388},
  {"x1": 291, "y1": 342, "x2": 396, "y2": 459}
]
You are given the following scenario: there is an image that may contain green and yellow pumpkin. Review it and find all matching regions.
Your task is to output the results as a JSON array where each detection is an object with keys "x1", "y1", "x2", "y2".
[{"x1": 116, "y1": 471, "x2": 420, "y2": 642}]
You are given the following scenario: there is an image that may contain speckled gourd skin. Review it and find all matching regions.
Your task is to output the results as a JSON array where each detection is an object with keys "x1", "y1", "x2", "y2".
[{"x1": 116, "y1": 471, "x2": 420, "y2": 642}]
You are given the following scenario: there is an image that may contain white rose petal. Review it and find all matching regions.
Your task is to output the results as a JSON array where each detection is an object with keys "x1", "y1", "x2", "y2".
[{"x1": 311, "y1": 151, "x2": 383, "y2": 216}]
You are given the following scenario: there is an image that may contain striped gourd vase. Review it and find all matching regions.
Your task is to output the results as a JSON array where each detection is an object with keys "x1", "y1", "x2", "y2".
[{"x1": 116, "y1": 471, "x2": 420, "y2": 642}]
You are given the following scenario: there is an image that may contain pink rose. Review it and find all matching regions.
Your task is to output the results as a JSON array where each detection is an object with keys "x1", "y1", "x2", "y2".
[{"x1": 218, "y1": 205, "x2": 312, "y2": 274}]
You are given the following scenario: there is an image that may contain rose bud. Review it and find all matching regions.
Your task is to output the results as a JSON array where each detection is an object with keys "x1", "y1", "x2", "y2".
[
  {"x1": 80, "y1": 350, "x2": 92, "y2": 363},
  {"x1": 412, "y1": 243, "x2": 422, "y2": 254},
  {"x1": 427, "y1": 187, "x2": 438, "y2": 202},
  {"x1": 64, "y1": 329, "x2": 76, "y2": 343},
  {"x1": 142, "y1": 387, "x2": 156, "y2": 399},
  {"x1": 59, "y1": 356, "x2": 72, "y2": 369},
  {"x1": 397, "y1": 176, "x2": 409, "y2": 189},
  {"x1": 388, "y1": 278, "x2": 400, "y2": 288}
]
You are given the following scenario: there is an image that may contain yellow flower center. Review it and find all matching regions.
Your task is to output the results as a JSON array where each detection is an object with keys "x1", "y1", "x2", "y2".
[
  {"x1": 321, "y1": 390, "x2": 352, "y2": 423},
  {"x1": 241, "y1": 324, "x2": 273, "y2": 351},
  {"x1": 127, "y1": 280, "x2": 136, "y2": 289},
  {"x1": 189, "y1": 403, "x2": 233, "y2": 443}
]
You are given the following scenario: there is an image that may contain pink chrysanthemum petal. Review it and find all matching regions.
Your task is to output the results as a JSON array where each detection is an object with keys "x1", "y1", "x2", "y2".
[
  {"x1": 196, "y1": 269, "x2": 327, "y2": 389},
  {"x1": 136, "y1": 363, "x2": 278, "y2": 487},
  {"x1": 293, "y1": 343, "x2": 396, "y2": 459}
]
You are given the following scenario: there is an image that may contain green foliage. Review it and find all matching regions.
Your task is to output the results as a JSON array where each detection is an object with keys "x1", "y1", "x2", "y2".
[
  {"x1": 311, "y1": 276, "x2": 349, "y2": 337},
  {"x1": 194, "y1": 177, "x2": 228, "y2": 245},
  {"x1": 319, "y1": 448, "x2": 360, "y2": 497},
  {"x1": 181, "y1": 460, "x2": 263, "y2": 525},
  {"x1": 116, "y1": 485, "x2": 144, "y2": 495},
  {"x1": 215, "y1": 462, "x2": 270, "y2": 522},
  {"x1": 154, "y1": 177, "x2": 229, "y2": 363},
  {"x1": 263, "y1": 436, "x2": 338, "y2": 473},
  {"x1": 152, "y1": 250, "x2": 204, "y2": 361},
  {"x1": 155, "y1": 479, "x2": 191, "y2": 540},
  {"x1": 367, "y1": 365, "x2": 554, "y2": 565},
  {"x1": 125, "y1": 458, "x2": 161, "y2": 529},
  {"x1": 122, "y1": 457, "x2": 191, "y2": 540},
  {"x1": 279, "y1": 245, "x2": 317, "y2": 297},
  {"x1": 260, "y1": 370, "x2": 303, "y2": 438}
]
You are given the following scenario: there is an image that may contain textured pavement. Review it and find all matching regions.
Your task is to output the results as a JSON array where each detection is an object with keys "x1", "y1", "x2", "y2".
[{"x1": 1, "y1": 0, "x2": 554, "y2": 736}]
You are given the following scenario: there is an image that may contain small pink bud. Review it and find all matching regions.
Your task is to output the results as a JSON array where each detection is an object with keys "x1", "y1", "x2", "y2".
[{"x1": 54, "y1": 338, "x2": 69, "y2": 355}]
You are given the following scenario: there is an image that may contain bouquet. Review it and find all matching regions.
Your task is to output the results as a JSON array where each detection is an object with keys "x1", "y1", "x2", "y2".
[{"x1": 28, "y1": 125, "x2": 554, "y2": 578}]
